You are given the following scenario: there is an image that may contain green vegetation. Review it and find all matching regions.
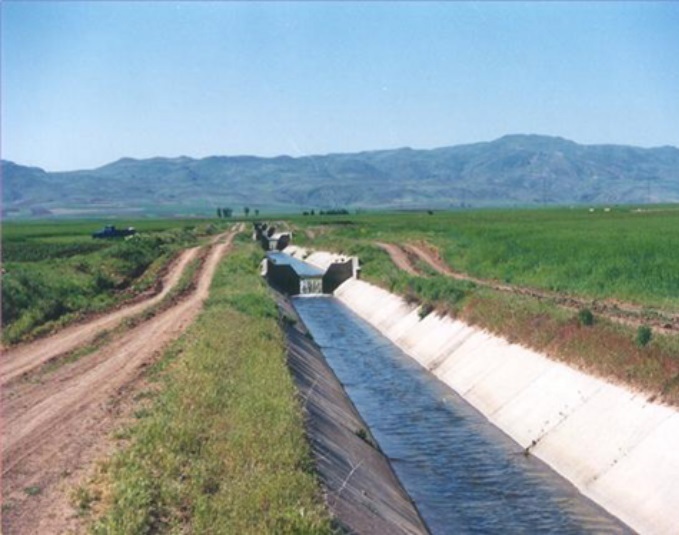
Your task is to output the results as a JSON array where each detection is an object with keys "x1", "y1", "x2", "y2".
[
  {"x1": 23, "y1": 486, "x2": 41, "y2": 496},
  {"x1": 290, "y1": 207, "x2": 679, "y2": 403},
  {"x1": 292, "y1": 207, "x2": 679, "y2": 310},
  {"x1": 89, "y1": 243, "x2": 332, "y2": 534},
  {"x1": 1, "y1": 219, "x2": 225, "y2": 344},
  {"x1": 577, "y1": 308, "x2": 595, "y2": 327},
  {"x1": 636, "y1": 325, "x2": 653, "y2": 348}
]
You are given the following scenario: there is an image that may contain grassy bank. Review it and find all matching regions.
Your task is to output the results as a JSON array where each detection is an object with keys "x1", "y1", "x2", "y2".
[
  {"x1": 1, "y1": 219, "x2": 225, "y2": 344},
  {"x1": 86, "y1": 242, "x2": 332, "y2": 533}
]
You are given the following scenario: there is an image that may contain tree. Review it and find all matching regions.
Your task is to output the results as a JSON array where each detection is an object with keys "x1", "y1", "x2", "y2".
[
  {"x1": 223, "y1": 207, "x2": 233, "y2": 218},
  {"x1": 254, "y1": 209, "x2": 260, "y2": 217},
  {"x1": 217, "y1": 207, "x2": 222, "y2": 219},
  {"x1": 244, "y1": 206, "x2": 250, "y2": 217}
]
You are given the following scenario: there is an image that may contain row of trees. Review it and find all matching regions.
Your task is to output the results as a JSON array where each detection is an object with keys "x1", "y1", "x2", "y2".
[
  {"x1": 216, "y1": 207, "x2": 260, "y2": 219},
  {"x1": 301, "y1": 208, "x2": 350, "y2": 216}
]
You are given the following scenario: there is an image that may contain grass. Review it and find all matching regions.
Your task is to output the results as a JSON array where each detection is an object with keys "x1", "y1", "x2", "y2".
[
  {"x1": 88, "y1": 242, "x2": 333, "y2": 534},
  {"x1": 1, "y1": 219, "x2": 228, "y2": 345},
  {"x1": 287, "y1": 207, "x2": 679, "y2": 404},
  {"x1": 290, "y1": 206, "x2": 679, "y2": 310},
  {"x1": 29, "y1": 255, "x2": 204, "y2": 381}
]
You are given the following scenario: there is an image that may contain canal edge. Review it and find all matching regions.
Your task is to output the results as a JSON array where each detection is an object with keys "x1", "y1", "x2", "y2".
[{"x1": 273, "y1": 291, "x2": 431, "y2": 535}]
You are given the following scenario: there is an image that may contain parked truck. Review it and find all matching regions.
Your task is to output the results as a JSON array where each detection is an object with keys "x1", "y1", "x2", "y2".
[{"x1": 92, "y1": 225, "x2": 136, "y2": 239}]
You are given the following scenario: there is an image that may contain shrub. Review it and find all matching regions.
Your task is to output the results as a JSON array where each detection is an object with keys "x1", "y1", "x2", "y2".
[
  {"x1": 636, "y1": 325, "x2": 652, "y2": 347},
  {"x1": 578, "y1": 308, "x2": 594, "y2": 326},
  {"x1": 418, "y1": 303, "x2": 434, "y2": 320}
]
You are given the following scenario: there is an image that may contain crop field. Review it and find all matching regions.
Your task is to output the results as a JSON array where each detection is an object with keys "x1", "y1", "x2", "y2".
[
  {"x1": 1, "y1": 218, "x2": 226, "y2": 344},
  {"x1": 287, "y1": 206, "x2": 679, "y2": 403},
  {"x1": 290, "y1": 206, "x2": 679, "y2": 310}
]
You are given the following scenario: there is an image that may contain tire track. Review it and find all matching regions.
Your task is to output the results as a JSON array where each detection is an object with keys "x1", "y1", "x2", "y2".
[
  {"x1": 401, "y1": 240, "x2": 679, "y2": 332},
  {"x1": 1, "y1": 229, "x2": 237, "y2": 534},
  {"x1": 1, "y1": 246, "x2": 200, "y2": 385}
]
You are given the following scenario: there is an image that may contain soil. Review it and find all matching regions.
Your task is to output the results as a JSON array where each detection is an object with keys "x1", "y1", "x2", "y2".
[
  {"x1": 380, "y1": 240, "x2": 679, "y2": 333},
  {"x1": 375, "y1": 242, "x2": 422, "y2": 276},
  {"x1": 1, "y1": 229, "x2": 237, "y2": 534},
  {"x1": 0, "y1": 247, "x2": 200, "y2": 385}
]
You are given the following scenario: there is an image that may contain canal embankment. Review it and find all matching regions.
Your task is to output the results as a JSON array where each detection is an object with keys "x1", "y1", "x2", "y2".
[
  {"x1": 334, "y1": 278, "x2": 679, "y2": 535},
  {"x1": 275, "y1": 292, "x2": 430, "y2": 534}
]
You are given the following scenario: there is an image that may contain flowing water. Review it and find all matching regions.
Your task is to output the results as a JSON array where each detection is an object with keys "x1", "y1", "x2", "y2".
[
  {"x1": 293, "y1": 296, "x2": 632, "y2": 534},
  {"x1": 299, "y1": 277, "x2": 323, "y2": 295}
]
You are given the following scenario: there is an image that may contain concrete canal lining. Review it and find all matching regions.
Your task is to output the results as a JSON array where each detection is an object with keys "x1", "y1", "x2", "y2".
[
  {"x1": 335, "y1": 278, "x2": 679, "y2": 535},
  {"x1": 275, "y1": 292, "x2": 429, "y2": 534}
]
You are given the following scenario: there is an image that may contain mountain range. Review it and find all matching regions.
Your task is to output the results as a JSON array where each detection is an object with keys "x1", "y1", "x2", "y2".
[{"x1": 3, "y1": 134, "x2": 679, "y2": 218}]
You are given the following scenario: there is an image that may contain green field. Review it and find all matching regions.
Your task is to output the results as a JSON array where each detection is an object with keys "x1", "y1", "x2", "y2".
[
  {"x1": 289, "y1": 206, "x2": 679, "y2": 310},
  {"x1": 1, "y1": 218, "x2": 226, "y2": 344}
]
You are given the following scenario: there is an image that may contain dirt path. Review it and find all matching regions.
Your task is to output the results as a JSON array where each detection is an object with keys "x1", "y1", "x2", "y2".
[
  {"x1": 1, "y1": 230, "x2": 237, "y2": 534},
  {"x1": 375, "y1": 242, "x2": 422, "y2": 276},
  {"x1": 0, "y1": 246, "x2": 200, "y2": 386},
  {"x1": 382, "y1": 240, "x2": 679, "y2": 332}
]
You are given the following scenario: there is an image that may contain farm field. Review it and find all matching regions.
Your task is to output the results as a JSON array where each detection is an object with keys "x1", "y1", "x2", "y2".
[{"x1": 290, "y1": 206, "x2": 679, "y2": 311}]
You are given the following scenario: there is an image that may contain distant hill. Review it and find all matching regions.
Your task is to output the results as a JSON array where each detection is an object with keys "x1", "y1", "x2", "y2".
[{"x1": 3, "y1": 134, "x2": 679, "y2": 218}]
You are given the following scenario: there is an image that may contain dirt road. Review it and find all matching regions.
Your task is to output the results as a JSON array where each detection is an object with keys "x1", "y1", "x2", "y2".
[
  {"x1": 2, "y1": 230, "x2": 237, "y2": 534},
  {"x1": 1, "y1": 247, "x2": 201, "y2": 386},
  {"x1": 375, "y1": 242, "x2": 422, "y2": 276},
  {"x1": 380, "y1": 240, "x2": 679, "y2": 332}
]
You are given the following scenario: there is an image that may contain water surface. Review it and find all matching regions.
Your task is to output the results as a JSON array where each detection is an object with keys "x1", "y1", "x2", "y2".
[{"x1": 293, "y1": 296, "x2": 631, "y2": 534}]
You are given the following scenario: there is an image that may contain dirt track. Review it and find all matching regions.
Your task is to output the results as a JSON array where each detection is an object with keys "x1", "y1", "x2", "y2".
[
  {"x1": 375, "y1": 242, "x2": 421, "y2": 276},
  {"x1": 380, "y1": 240, "x2": 679, "y2": 332},
  {"x1": 0, "y1": 246, "x2": 200, "y2": 386},
  {"x1": 1, "y1": 229, "x2": 237, "y2": 534}
]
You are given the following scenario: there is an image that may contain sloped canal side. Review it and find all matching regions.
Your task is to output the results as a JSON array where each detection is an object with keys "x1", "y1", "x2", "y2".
[
  {"x1": 292, "y1": 296, "x2": 632, "y2": 535},
  {"x1": 276, "y1": 293, "x2": 430, "y2": 534}
]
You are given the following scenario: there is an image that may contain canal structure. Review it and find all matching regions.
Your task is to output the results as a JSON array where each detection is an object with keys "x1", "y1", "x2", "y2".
[{"x1": 262, "y1": 248, "x2": 359, "y2": 296}]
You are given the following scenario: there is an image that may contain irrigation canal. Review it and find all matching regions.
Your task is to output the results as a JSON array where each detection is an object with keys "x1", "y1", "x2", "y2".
[{"x1": 292, "y1": 295, "x2": 632, "y2": 534}]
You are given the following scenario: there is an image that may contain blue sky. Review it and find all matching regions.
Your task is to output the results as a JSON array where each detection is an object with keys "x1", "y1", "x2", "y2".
[{"x1": 2, "y1": 1, "x2": 678, "y2": 171}]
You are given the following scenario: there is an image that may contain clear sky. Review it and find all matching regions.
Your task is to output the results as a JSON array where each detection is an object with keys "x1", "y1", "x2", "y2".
[{"x1": 2, "y1": 1, "x2": 678, "y2": 171}]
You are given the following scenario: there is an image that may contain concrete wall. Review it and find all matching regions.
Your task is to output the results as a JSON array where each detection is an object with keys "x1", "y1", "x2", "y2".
[
  {"x1": 323, "y1": 260, "x2": 355, "y2": 294},
  {"x1": 335, "y1": 278, "x2": 679, "y2": 535},
  {"x1": 283, "y1": 246, "x2": 359, "y2": 294},
  {"x1": 265, "y1": 261, "x2": 299, "y2": 295},
  {"x1": 276, "y1": 292, "x2": 429, "y2": 534}
]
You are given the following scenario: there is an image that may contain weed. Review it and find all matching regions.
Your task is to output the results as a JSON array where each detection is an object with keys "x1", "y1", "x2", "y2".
[
  {"x1": 636, "y1": 326, "x2": 653, "y2": 347},
  {"x1": 24, "y1": 486, "x2": 41, "y2": 496},
  {"x1": 355, "y1": 428, "x2": 376, "y2": 448},
  {"x1": 578, "y1": 308, "x2": 594, "y2": 326},
  {"x1": 71, "y1": 485, "x2": 98, "y2": 516},
  {"x1": 418, "y1": 303, "x2": 434, "y2": 320},
  {"x1": 281, "y1": 313, "x2": 298, "y2": 326}
]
